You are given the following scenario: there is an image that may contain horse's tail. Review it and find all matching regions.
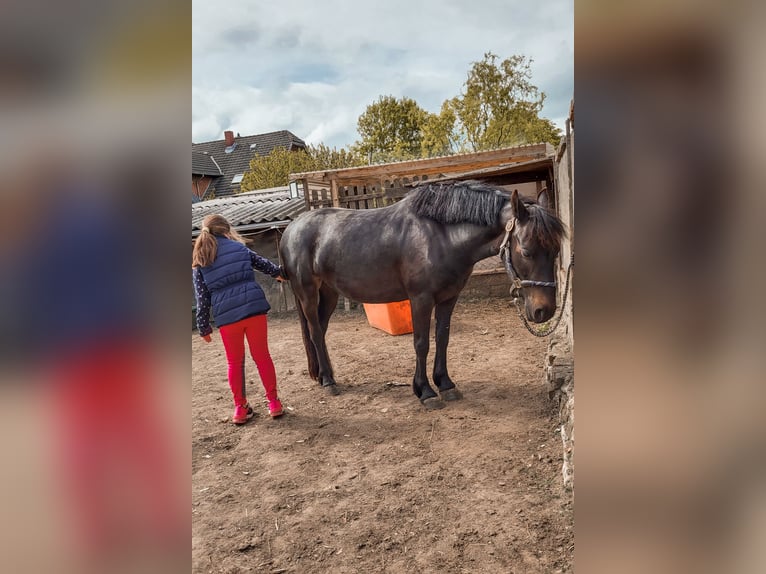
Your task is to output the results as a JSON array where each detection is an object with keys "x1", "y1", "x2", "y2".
[{"x1": 295, "y1": 296, "x2": 319, "y2": 381}]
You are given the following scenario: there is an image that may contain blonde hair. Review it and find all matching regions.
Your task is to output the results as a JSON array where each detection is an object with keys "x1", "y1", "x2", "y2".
[{"x1": 192, "y1": 214, "x2": 246, "y2": 268}]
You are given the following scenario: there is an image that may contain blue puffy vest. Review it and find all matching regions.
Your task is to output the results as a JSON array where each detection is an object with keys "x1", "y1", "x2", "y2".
[{"x1": 199, "y1": 237, "x2": 271, "y2": 327}]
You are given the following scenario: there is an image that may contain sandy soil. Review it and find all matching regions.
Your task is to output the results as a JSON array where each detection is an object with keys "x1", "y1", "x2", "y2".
[{"x1": 192, "y1": 296, "x2": 573, "y2": 573}]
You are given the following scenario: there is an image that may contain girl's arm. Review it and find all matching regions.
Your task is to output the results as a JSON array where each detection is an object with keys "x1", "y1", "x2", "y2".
[
  {"x1": 249, "y1": 250, "x2": 283, "y2": 278},
  {"x1": 193, "y1": 268, "x2": 213, "y2": 337}
]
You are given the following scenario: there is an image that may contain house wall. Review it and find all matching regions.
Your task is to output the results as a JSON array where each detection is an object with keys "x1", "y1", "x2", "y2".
[{"x1": 192, "y1": 175, "x2": 214, "y2": 199}]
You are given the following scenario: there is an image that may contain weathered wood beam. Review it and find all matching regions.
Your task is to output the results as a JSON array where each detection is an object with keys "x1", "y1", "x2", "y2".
[
  {"x1": 330, "y1": 177, "x2": 339, "y2": 208},
  {"x1": 289, "y1": 144, "x2": 553, "y2": 183}
]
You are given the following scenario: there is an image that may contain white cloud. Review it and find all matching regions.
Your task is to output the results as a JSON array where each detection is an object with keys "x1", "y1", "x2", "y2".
[{"x1": 193, "y1": 0, "x2": 573, "y2": 147}]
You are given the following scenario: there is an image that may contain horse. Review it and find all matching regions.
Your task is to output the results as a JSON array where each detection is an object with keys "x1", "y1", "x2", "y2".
[{"x1": 279, "y1": 180, "x2": 565, "y2": 409}]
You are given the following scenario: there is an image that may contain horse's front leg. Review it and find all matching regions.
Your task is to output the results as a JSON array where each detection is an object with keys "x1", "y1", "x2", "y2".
[
  {"x1": 409, "y1": 296, "x2": 443, "y2": 410},
  {"x1": 433, "y1": 296, "x2": 462, "y2": 401}
]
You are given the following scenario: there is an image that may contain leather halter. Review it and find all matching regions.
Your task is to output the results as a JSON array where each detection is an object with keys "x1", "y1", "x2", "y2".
[{"x1": 498, "y1": 218, "x2": 557, "y2": 289}]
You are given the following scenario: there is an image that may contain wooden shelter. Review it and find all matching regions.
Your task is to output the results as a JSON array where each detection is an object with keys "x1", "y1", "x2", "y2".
[{"x1": 290, "y1": 142, "x2": 557, "y2": 212}]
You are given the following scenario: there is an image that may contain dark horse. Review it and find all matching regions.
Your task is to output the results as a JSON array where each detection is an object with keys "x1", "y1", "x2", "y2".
[{"x1": 279, "y1": 180, "x2": 565, "y2": 409}]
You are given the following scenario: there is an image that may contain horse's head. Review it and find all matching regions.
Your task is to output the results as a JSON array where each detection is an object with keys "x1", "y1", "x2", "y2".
[{"x1": 501, "y1": 189, "x2": 565, "y2": 323}]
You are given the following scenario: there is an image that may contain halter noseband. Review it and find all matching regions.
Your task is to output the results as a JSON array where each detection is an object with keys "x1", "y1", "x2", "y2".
[{"x1": 498, "y1": 218, "x2": 557, "y2": 289}]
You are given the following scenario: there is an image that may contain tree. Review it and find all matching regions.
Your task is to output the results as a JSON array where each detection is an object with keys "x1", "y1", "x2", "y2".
[
  {"x1": 307, "y1": 143, "x2": 365, "y2": 171},
  {"x1": 354, "y1": 95, "x2": 429, "y2": 162},
  {"x1": 420, "y1": 102, "x2": 458, "y2": 158},
  {"x1": 448, "y1": 52, "x2": 562, "y2": 150},
  {"x1": 512, "y1": 102, "x2": 562, "y2": 147},
  {"x1": 241, "y1": 144, "x2": 364, "y2": 191}
]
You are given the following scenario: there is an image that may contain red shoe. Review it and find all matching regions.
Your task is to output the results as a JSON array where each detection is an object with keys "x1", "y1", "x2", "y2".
[
  {"x1": 268, "y1": 399, "x2": 284, "y2": 418},
  {"x1": 232, "y1": 404, "x2": 254, "y2": 425}
]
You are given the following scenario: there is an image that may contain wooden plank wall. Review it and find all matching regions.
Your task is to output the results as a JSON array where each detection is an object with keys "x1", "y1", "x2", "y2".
[
  {"x1": 304, "y1": 181, "x2": 333, "y2": 210},
  {"x1": 306, "y1": 174, "x2": 433, "y2": 211}
]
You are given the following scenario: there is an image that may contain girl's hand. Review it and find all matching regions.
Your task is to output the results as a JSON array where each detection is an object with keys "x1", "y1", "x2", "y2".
[{"x1": 202, "y1": 334, "x2": 212, "y2": 343}]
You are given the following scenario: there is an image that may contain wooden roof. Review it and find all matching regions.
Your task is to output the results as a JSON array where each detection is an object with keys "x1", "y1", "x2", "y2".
[{"x1": 290, "y1": 143, "x2": 555, "y2": 186}]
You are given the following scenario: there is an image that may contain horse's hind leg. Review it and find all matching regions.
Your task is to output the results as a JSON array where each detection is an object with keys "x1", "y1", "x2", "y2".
[
  {"x1": 433, "y1": 295, "x2": 462, "y2": 401},
  {"x1": 316, "y1": 284, "x2": 339, "y2": 392},
  {"x1": 318, "y1": 284, "x2": 339, "y2": 333},
  {"x1": 410, "y1": 295, "x2": 444, "y2": 410},
  {"x1": 298, "y1": 285, "x2": 340, "y2": 395}
]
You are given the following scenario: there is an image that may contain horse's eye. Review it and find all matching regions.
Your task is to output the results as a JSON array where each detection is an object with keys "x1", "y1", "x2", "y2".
[{"x1": 521, "y1": 249, "x2": 532, "y2": 258}]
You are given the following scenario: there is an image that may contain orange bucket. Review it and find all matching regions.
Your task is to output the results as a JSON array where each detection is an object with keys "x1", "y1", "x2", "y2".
[{"x1": 362, "y1": 300, "x2": 413, "y2": 335}]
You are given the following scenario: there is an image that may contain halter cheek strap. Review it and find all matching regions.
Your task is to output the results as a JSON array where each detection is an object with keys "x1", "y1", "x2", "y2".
[
  {"x1": 498, "y1": 217, "x2": 515, "y2": 253},
  {"x1": 498, "y1": 218, "x2": 557, "y2": 289}
]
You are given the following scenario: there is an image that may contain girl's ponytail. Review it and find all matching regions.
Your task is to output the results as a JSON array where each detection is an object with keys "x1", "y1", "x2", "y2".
[{"x1": 192, "y1": 214, "x2": 240, "y2": 268}]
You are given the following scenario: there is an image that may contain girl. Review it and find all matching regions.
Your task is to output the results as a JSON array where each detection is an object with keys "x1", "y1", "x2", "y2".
[{"x1": 193, "y1": 214, "x2": 286, "y2": 424}]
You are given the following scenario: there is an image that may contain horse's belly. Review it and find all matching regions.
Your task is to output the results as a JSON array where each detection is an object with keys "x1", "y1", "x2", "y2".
[{"x1": 330, "y1": 272, "x2": 408, "y2": 304}]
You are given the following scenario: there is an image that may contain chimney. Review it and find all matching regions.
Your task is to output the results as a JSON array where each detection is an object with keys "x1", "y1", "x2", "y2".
[{"x1": 224, "y1": 130, "x2": 235, "y2": 146}]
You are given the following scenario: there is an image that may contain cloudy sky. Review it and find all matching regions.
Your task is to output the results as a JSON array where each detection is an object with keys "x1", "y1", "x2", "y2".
[{"x1": 193, "y1": 0, "x2": 572, "y2": 148}]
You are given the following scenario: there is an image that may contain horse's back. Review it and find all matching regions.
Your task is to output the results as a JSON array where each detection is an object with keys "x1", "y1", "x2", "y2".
[{"x1": 280, "y1": 205, "x2": 416, "y2": 300}]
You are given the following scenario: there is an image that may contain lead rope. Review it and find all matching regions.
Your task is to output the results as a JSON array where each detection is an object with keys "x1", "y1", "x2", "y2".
[{"x1": 513, "y1": 253, "x2": 574, "y2": 337}]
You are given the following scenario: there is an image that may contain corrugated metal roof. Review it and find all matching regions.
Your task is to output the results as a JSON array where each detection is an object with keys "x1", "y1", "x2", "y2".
[{"x1": 192, "y1": 189, "x2": 306, "y2": 233}]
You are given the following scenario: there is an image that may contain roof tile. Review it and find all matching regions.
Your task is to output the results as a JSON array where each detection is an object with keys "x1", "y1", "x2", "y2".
[
  {"x1": 192, "y1": 151, "x2": 222, "y2": 176},
  {"x1": 192, "y1": 130, "x2": 306, "y2": 197}
]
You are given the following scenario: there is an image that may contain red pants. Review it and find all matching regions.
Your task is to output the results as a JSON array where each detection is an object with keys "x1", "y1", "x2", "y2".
[
  {"x1": 51, "y1": 340, "x2": 185, "y2": 558},
  {"x1": 219, "y1": 314, "x2": 278, "y2": 406}
]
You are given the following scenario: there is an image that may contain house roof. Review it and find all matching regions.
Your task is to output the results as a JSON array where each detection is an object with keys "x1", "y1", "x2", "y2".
[
  {"x1": 192, "y1": 151, "x2": 222, "y2": 176},
  {"x1": 192, "y1": 130, "x2": 307, "y2": 197},
  {"x1": 192, "y1": 187, "x2": 306, "y2": 235}
]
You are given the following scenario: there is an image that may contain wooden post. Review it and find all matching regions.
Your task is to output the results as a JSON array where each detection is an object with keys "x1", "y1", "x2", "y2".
[
  {"x1": 330, "y1": 177, "x2": 340, "y2": 208},
  {"x1": 301, "y1": 177, "x2": 310, "y2": 206}
]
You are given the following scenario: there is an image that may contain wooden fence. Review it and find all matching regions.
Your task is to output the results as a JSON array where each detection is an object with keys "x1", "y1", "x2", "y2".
[{"x1": 302, "y1": 175, "x2": 435, "y2": 211}]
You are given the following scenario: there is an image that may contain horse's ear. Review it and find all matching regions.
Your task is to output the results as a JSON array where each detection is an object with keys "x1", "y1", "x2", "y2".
[
  {"x1": 537, "y1": 187, "x2": 551, "y2": 210},
  {"x1": 511, "y1": 190, "x2": 528, "y2": 221}
]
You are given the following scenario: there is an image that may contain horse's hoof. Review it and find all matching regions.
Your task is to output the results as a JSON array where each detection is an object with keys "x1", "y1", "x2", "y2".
[
  {"x1": 421, "y1": 397, "x2": 445, "y2": 410},
  {"x1": 440, "y1": 388, "x2": 463, "y2": 401},
  {"x1": 323, "y1": 383, "x2": 341, "y2": 396}
]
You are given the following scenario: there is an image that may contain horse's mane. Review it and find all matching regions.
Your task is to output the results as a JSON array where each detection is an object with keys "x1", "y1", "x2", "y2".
[
  {"x1": 410, "y1": 180, "x2": 565, "y2": 250},
  {"x1": 521, "y1": 197, "x2": 566, "y2": 251},
  {"x1": 410, "y1": 180, "x2": 508, "y2": 227}
]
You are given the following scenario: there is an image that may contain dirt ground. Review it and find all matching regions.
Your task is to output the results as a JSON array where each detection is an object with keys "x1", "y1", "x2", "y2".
[{"x1": 192, "y1": 296, "x2": 573, "y2": 573}]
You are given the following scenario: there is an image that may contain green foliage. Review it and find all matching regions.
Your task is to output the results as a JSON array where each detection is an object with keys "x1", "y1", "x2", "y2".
[
  {"x1": 308, "y1": 143, "x2": 365, "y2": 171},
  {"x1": 352, "y1": 53, "x2": 562, "y2": 161},
  {"x1": 241, "y1": 144, "x2": 365, "y2": 191},
  {"x1": 241, "y1": 147, "x2": 312, "y2": 191},
  {"x1": 354, "y1": 95, "x2": 429, "y2": 162},
  {"x1": 449, "y1": 52, "x2": 562, "y2": 149},
  {"x1": 420, "y1": 102, "x2": 458, "y2": 158}
]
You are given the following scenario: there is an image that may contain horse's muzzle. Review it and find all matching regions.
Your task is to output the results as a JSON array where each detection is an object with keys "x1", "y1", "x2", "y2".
[{"x1": 532, "y1": 305, "x2": 554, "y2": 323}]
